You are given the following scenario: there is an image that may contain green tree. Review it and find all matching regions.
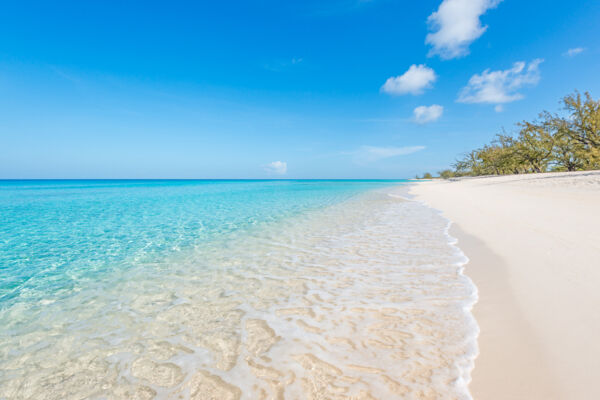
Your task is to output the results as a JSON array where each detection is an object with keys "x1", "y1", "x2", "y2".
[
  {"x1": 547, "y1": 115, "x2": 585, "y2": 171},
  {"x1": 438, "y1": 169, "x2": 455, "y2": 179},
  {"x1": 561, "y1": 91, "x2": 600, "y2": 169},
  {"x1": 453, "y1": 149, "x2": 483, "y2": 176},
  {"x1": 514, "y1": 120, "x2": 554, "y2": 173},
  {"x1": 444, "y1": 91, "x2": 599, "y2": 177}
]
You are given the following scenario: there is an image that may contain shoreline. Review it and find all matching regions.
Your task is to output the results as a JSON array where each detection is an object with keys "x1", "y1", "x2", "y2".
[
  {"x1": 449, "y1": 224, "x2": 561, "y2": 399},
  {"x1": 411, "y1": 171, "x2": 600, "y2": 399}
]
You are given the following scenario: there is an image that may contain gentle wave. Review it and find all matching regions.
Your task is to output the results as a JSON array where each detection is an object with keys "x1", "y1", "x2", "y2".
[{"x1": 0, "y1": 182, "x2": 477, "y2": 399}]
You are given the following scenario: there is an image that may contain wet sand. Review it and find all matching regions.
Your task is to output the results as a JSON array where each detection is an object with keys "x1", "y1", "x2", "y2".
[{"x1": 411, "y1": 171, "x2": 600, "y2": 399}]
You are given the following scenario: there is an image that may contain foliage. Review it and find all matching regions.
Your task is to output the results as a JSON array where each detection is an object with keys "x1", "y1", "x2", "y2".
[
  {"x1": 443, "y1": 91, "x2": 600, "y2": 178},
  {"x1": 438, "y1": 169, "x2": 455, "y2": 179},
  {"x1": 415, "y1": 172, "x2": 433, "y2": 179}
]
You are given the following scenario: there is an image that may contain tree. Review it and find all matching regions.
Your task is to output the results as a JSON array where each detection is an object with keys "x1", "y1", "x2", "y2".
[
  {"x1": 444, "y1": 91, "x2": 599, "y2": 177},
  {"x1": 453, "y1": 149, "x2": 483, "y2": 176},
  {"x1": 438, "y1": 169, "x2": 455, "y2": 179},
  {"x1": 561, "y1": 91, "x2": 600, "y2": 169},
  {"x1": 547, "y1": 115, "x2": 585, "y2": 171},
  {"x1": 514, "y1": 120, "x2": 554, "y2": 173}
]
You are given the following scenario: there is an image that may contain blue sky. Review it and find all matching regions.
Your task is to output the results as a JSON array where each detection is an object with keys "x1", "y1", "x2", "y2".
[{"x1": 1, "y1": 0, "x2": 599, "y2": 178}]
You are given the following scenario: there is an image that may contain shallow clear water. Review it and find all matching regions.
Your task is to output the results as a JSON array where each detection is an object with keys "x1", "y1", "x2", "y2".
[{"x1": 0, "y1": 180, "x2": 477, "y2": 400}]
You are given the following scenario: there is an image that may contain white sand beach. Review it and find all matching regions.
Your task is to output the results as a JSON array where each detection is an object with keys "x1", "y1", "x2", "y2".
[{"x1": 411, "y1": 171, "x2": 600, "y2": 399}]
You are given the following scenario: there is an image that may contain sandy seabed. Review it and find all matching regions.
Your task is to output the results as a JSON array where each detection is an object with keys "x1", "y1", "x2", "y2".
[{"x1": 0, "y1": 188, "x2": 478, "y2": 400}]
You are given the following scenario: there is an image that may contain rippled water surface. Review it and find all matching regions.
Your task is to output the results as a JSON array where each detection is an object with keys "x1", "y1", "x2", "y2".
[{"x1": 0, "y1": 180, "x2": 477, "y2": 399}]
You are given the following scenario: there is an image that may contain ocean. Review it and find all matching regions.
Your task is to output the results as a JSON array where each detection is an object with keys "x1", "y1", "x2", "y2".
[{"x1": 0, "y1": 180, "x2": 477, "y2": 399}]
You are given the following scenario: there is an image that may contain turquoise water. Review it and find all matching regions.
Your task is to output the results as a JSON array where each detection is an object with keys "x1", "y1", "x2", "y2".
[
  {"x1": 0, "y1": 179, "x2": 477, "y2": 400},
  {"x1": 0, "y1": 180, "x2": 401, "y2": 308}
]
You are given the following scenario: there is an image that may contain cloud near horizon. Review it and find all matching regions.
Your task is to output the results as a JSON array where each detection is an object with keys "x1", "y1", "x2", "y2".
[
  {"x1": 426, "y1": 0, "x2": 502, "y2": 59},
  {"x1": 264, "y1": 161, "x2": 287, "y2": 175},
  {"x1": 348, "y1": 145, "x2": 426, "y2": 163},
  {"x1": 413, "y1": 105, "x2": 444, "y2": 124},
  {"x1": 457, "y1": 59, "x2": 543, "y2": 107},
  {"x1": 381, "y1": 65, "x2": 437, "y2": 96},
  {"x1": 563, "y1": 47, "x2": 585, "y2": 57}
]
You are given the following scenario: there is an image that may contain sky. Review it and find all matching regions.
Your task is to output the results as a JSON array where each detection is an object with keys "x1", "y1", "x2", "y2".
[{"x1": 1, "y1": 0, "x2": 599, "y2": 179}]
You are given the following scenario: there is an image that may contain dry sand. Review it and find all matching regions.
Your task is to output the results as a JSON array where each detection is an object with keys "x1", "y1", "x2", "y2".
[{"x1": 411, "y1": 171, "x2": 600, "y2": 400}]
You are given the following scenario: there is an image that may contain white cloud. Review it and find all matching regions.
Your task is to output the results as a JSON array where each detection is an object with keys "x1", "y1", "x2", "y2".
[
  {"x1": 381, "y1": 64, "x2": 437, "y2": 95},
  {"x1": 494, "y1": 104, "x2": 504, "y2": 112},
  {"x1": 413, "y1": 105, "x2": 444, "y2": 124},
  {"x1": 563, "y1": 47, "x2": 585, "y2": 57},
  {"x1": 426, "y1": 0, "x2": 502, "y2": 59},
  {"x1": 264, "y1": 161, "x2": 287, "y2": 175},
  {"x1": 349, "y1": 145, "x2": 426, "y2": 163},
  {"x1": 457, "y1": 59, "x2": 543, "y2": 105}
]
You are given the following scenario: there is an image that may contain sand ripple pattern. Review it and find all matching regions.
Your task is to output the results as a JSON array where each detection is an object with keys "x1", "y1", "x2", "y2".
[{"x1": 0, "y1": 188, "x2": 477, "y2": 399}]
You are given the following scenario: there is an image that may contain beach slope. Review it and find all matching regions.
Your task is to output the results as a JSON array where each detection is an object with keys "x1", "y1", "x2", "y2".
[{"x1": 411, "y1": 171, "x2": 600, "y2": 400}]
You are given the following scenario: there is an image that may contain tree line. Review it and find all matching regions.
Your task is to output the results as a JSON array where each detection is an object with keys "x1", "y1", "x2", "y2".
[{"x1": 433, "y1": 91, "x2": 600, "y2": 179}]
